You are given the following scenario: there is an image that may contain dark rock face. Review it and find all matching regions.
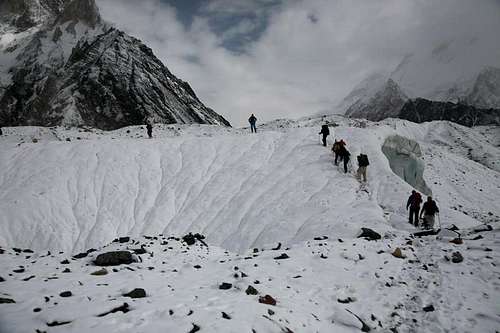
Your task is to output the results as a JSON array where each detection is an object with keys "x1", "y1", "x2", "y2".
[
  {"x1": 346, "y1": 79, "x2": 408, "y2": 121},
  {"x1": 399, "y1": 98, "x2": 500, "y2": 127},
  {"x1": 0, "y1": 0, "x2": 230, "y2": 130},
  {"x1": 94, "y1": 251, "x2": 134, "y2": 266}
]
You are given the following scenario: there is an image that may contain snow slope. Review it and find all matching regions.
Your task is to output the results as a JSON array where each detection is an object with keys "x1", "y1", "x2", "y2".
[
  {"x1": 1, "y1": 118, "x2": 499, "y2": 253},
  {"x1": 1, "y1": 117, "x2": 499, "y2": 332}
]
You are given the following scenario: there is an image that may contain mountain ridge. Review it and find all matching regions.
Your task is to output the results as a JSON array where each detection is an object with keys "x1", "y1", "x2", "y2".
[{"x1": 0, "y1": 0, "x2": 230, "y2": 129}]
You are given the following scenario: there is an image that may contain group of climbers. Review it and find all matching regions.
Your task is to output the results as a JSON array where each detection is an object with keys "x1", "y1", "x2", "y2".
[
  {"x1": 319, "y1": 122, "x2": 439, "y2": 231},
  {"x1": 322, "y1": 123, "x2": 368, "y2": 180},
  {"x1": 406, "y1": 190, "x2": 439, "y2": 229}
]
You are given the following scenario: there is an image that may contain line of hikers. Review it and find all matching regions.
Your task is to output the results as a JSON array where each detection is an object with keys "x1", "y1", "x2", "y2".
[
  {"x1": 320, "y1": 123, "x2": 369, "y2": 182},
  {"x1": 320, "y1": 122, "x2": 440, "y2": 230},
  {"x1": 407, "y1": 190, "x2": 439, "y2": 229}
]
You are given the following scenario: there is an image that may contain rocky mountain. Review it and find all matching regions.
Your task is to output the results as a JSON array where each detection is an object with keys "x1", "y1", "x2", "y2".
[
  {"x1": 345, "y1": 78, "x2": 408, "y2": 121},
  {"x1": 338, "y1": 37, "x2": 500, "y2": 124},
  {"x1": 399, "y1": 98, "x2": 500, "y2": 127},
  {"x1": 0, "y1": 0, "x2": 230, "y2": 129}
]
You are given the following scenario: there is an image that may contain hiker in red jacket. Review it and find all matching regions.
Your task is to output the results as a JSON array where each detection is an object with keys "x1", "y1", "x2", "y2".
[{"x1": 406, "y1": 190, "x2": 422, "y2": 227}]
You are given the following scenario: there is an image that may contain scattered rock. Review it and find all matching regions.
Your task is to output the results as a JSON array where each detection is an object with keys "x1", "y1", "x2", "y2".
[
  {"x1": 13, "y1": 268, "x2": 25, "y2": 273},
  {"x1": 451, "y1": 252, "x2": 463, "y2": 263},
  {"x1": 119, "y1": 237, "x2": 130, "y2": 243},
  {"x1": 392, "y1": 248, "x2": 405, "y2": 259},
  {"x1": 62, "y1": 268, "x2": 71, "y2": 273},
  {"x1": 357, "y1": 228, "x2": 381, "y2": 241},
  {"x1": 188, "y1": 324, "x2": 201, "y2": 333},
  {"x1": 274, "y1": 253, "x2": 290, "y2": 260},
  {"x1": 59, "y1": 291, "x2": 72, "y2": 298},
  {"x1": 0, "y1": 297, "x2": 16, "y2": 304},
  {"x1": 259, "y1": 295, "x2": 277, "y2": 306},
  {"x1": 314, "y1": 236, "x2": 328, "y2": 240},
  {"x1": 47, "y1": 320, "x2": 71, "y2": 327},
  {"x1": 268, "y1": 309, "x2": 275, "y2": 316},
  {"x1": 60, "y1": 259, "x2": 70, "y2": 264},
  {"x1": 23, "y1": 275, "x2": 36, "y2": 281},
  {"x1": 182, "y1": 233, "x2": 207, "y2": 246},
  {"x1": 338, "y1": 297, "x2": 355, "y2": 304},
  {"x1": 219, "y1": 282, "x2": 232, "y2": 290},
  {"x1": 97, "y1": 303, "x2": 130, "y2": 317},
  {"x1": 91, "y1": 268, "x2": 108, "y2": 276},
  {"x1": 272, "y1": 242, "x2": 282, "y2": 250},
  {"x1": 94, "y1": 251, "x2": 134, "y2": 266},
  {"x1": 423, "y1": 305, "x2": 435, "y2": 312},
  {"x1": 449, "y1": 238, "x2": 463, "y2": 245},
  {"x1": 0, "y1": 276, "x2": 4, "y2": 282},
  {"x1": 246, "y1": 285, "x2": 259, "y2": 295},
  {"x1": 123, "y1": 288, "x2": 146, "y2": 298},
  {"x1": 132, "y1": 247, "x2": 147, "y2": 255},
  {"x1": 33, "y1": 307, "x2": 42, "y2": 312},
  {"x1": 222, "y1": 312, "x2": 231, "y2": 319}
]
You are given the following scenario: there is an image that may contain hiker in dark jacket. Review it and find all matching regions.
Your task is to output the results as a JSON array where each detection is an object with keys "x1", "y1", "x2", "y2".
[
  {"x1": 332, "y1": 140, "x2": 340, "y2": 165},
  {"x1": 249, "y1": 114, "x2": 257, "y2": 133},
  {"x1": 146, "y1": 121, "x2": 153, "y2": 139},
  {"x1": 332, "y1": 139, "x2": 345, "y2": 165},
  {"x1": 356, "y1": 153, "x2": 369, "y2": 182},
  {"x1": 319, "y1": 123, "x2": 330, "y2": 147},
  {"x1": 420, "y1": 196, "x2": 439, "y2": 229},
  {"x1": 339, "y1": 145, "x2": 350, "y2": 173},
  {"x1": 406, "y1": 190, "x2": 422, "y2": 226}
]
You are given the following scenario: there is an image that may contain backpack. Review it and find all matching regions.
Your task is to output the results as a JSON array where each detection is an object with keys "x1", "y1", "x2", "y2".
[{"x1": 358, "y1": 154, "x2": 369, "y2": 167}]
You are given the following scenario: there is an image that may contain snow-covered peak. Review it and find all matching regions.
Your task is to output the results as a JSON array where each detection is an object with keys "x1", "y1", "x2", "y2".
[
  {"x1": 345, "y1": 78, "x2": 408, "y2": 121},
  {"x1": 335, "y1": 72, "x2": 388, "y2": 114},
  {"x1": 0, "y1": 0, "x2": 229, "y2": 129},
  {"x1": 466, "y1": 66, "x2": 500, "y2": 109},
  {"x1": 390, "y1": 38, "x2": 500, "y2": 100}
]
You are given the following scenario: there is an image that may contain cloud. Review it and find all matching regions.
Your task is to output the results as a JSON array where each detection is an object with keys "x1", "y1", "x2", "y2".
[{"x1": 96, "y1": 0, "x2": 500, "y2": 126}]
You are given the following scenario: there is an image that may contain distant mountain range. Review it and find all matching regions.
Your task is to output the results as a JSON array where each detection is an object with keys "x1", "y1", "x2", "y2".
[
  {"x1": 338, "y1": 38, "x2": 500, "y2": 126},
  {"x1": 0, "y1": 0, "x2": 230, "y2": 129}
]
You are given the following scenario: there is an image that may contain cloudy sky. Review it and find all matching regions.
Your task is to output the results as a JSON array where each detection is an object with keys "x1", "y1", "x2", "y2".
[{"x1": 96, "y1": 0, "x2": 500, "y2": 126}]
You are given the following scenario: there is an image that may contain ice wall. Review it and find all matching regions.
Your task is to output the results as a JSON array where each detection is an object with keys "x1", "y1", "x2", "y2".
[{"x1": 382, "y1": 135, "x2": 432, "y2": 195}]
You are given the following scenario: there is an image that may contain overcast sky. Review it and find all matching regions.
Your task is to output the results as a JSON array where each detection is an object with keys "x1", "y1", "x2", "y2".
[{"x1": 96, "y1": 0, "x2": 500, "y2": 126}]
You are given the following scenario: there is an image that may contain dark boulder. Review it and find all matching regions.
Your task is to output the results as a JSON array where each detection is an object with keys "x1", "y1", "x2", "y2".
[
  {"x1": 258, "y1": 295, "x2": 277, "y2": 306},
  {"x1": 94, "y1": 251, "x2": 134, "y2": 266},
  {"x1": 219, "y1": 282, "x2": 232, "y2": 290},
  {"x1": 451, "y1": 252, "x2": 463, "y2": 263},
  {"x1": 357, "y1": 228, "x2": 381, "y2": 241},
  {"x1": 123, "y1": 288, "x2": 146, "y2": 298},
  {"x1": 0, "y1": 297, "x2": 15, "y2": 304},
  {"x1": 245, "y1": 285, "x2": 259, "y2": 295}
]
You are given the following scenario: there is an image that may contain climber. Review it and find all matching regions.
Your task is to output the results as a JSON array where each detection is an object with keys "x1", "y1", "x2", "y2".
[
  {"x1": 356, "y1": 153, "x2": 369, "y2": 182},
  {"x1": 146, "y1": 120, "x2": 153, "y2": 139},
  {"x1": 332, "y1": 140, "x2": 341, "y2": 165},
  {"x1": 420, "y1": 196, "x2": 439, "y2": 229},
  {"x1": 338, "y1": 145, "x2": 351, "y2": 173},
  {"x1": 319, "y1": 123, "x2": 330, "y2": 147},
  {"x1": 406, "y1": 190, "x2": 422, "y2": 227},
  {"x1": 249, "y1": 114, "x2": 257, "y2": 133}
]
